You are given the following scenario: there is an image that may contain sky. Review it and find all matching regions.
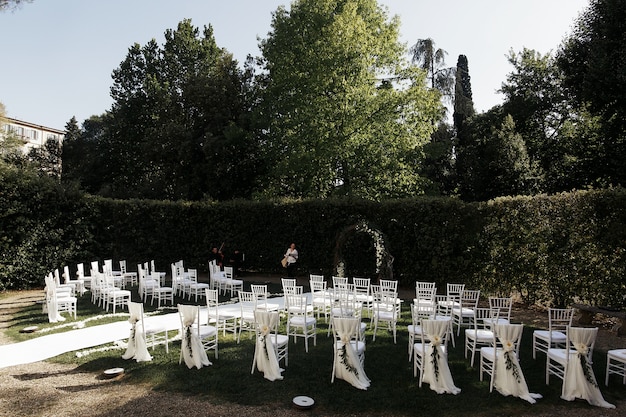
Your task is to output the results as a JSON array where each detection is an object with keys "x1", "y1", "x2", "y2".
[{"x1": 1, "y1": 0, "x2": 589, "y2": 130}]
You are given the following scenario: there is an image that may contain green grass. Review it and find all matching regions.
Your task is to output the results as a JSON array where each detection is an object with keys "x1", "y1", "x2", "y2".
[{"x1": 6, "y1": 284, "x2": 625, "y2": 416}]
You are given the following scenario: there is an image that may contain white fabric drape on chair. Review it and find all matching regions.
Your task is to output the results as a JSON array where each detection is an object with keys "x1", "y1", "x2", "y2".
[
  {"x1": 493, "y1": 324, "x2": 541, "y2": 403},
  {"x1": 44, "y1": 275, "x2": 64, "y2": 323},
  {"x1": 422, "y1": 319, "x2": 460, "y2": 395},
  {"x1": 562, "y1": 327, "x2": 614, "y2": 408},
  {"x1": 254, "y1": 310, "x2": 284, "y2": 381},
  {"x1": 334, "y1": 317, "x2": 370, "y2": 390},
  {"x1": 179, "y1": 305, "x2": 211, "y2": 369},
  {"x1": 122, "y1": 303, "x2": 152, "y2": 362}
]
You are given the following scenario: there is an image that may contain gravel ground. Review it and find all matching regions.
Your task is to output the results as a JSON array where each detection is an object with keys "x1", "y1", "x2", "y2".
[{"x1": 0, "y1": 289, "x2": 624, "y2": 417}]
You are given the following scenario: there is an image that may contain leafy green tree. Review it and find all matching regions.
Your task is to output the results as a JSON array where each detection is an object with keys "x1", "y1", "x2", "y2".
[
  {"x1": 106, "y1": 19, "x2": 257, "y2": 200},
  {"x1": 453, "y1": 54, "x2": 474, "y2": 139},
  {"x1": 410, "y1": 38, "x2": 456, "y2": 100},
  {"x1": 254, "y1": 0, "x2": 442, "y2": 200},
  {"x1": 557, "y1": 0, "x2": 626, "y2": 186},
  {"x1": 456, "y1": 109, "x2": 533, "y2": 201}
]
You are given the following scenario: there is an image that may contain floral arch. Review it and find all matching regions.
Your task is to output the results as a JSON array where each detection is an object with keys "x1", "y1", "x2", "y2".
[{"x1": 333, "y1": 219, "x2": 394, "y2": 281}]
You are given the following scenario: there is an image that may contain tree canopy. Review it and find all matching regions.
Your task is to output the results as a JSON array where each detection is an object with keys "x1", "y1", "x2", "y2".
[{"x1": 254, "y1": 0, "x2": 442, "y2": 200}]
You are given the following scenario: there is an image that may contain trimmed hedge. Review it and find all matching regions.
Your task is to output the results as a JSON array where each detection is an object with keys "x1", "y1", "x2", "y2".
[{"x1": 1, "y1": 168, "x2": 624, "y2": 308}]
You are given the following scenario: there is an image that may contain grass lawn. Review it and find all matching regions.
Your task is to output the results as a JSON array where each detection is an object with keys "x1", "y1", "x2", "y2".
[{"x1": 4, "y1": 281, "x2": 625, "y2": 417}]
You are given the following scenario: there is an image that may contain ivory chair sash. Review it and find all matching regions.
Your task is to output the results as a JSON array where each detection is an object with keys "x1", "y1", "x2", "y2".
[
  {"x1": 179, "y1": 304, "x2": 211, "y2": 369},
  {"x1": 491, "y1": 324, "x2": 542, "y2": 403},
  {"x1": 333, "y1": 316, "x2": 370, "y2": 390},
  {"x1": 420, "y1": 319, "x2": 460, "y2": 395},
  {"x1": 122, "y1": 302, "x2": 152, "y2": 362},
  {"x1": 252, "y1": 310, "x2": 285, "y2": 381},
  {"x1": 560, "y1": 327, "x2": 614, "y2": 408}
]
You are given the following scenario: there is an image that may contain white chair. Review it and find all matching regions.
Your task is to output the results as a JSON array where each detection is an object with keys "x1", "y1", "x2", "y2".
[
  {"x1": 103, "y1": 283, "x2": 131, "y2": 314},
  {"x1": 331, "y1": 316, "x2": 369, "y2": 390},
  {"x1": 137, "y1": 265, "x2": 159, "y2": 302},
  {"x1": 408, "y1": 299, "x2": 436, "y2": 361},
  {"x1": 237, "y1": 290, "x2": 257, "y2": 343},
  {"x1": 178, "y1": 304, "x2": 217, "y2": 369},
  {"x1": 606, "y1": 349, "x2": 626, "y2": 386},
  {"x1": 532, "y1": 308, "x2": 573, "y2": 359},
  {"x1": 465, "y1": 307, "x2": 496, "y2": 367},
  {"x1": 223, "y1": 266, "x2": 243, "y2": 297},
  {"x1": 206, "y1": 288, "x2": 238, "y2": 336},
  {"x1": 310, "y1": 279, "x2": 331, "y2": 322},
  {"x1": 187, "y1": 268, "x2": 210, "y2": 302},
  {"x1": 76, "y1": 263, "x2": 92, "y2": 290},
  {"x1": 372, "y1": 287, "x2": 399, "y2": 343},
  {"x1": 150, "y1": 260, "x2": 167, "y2": 286},
  {"x1": 119, "y1": 260, "x2": 138, "y2": 288},
  {"x1": 251, "y1": 309, "x2": 288, "y2": 381},
  {"x1": 286, "y1": 294, "x2": 317, "y2": 352},
  {"x1": 414, "y1": 281, "x2": 436, "y2": 303},
  {"x1": 309, "y1": 274, "x2": 324, "y2": 283},
  {"x1": 413, "y1": 319, "x2": 460, "y2": 394},
  {"x1": 453, "y1": 289, "x2": 480, "y2": 336},
  {"x1": 62, "y1": 265, "x2": 85, "y2": 296},
  {"x1": 251, "y1": 284, "x2": 279, "y2": 311},
  {"x1": 488, "y1": 296, "x2": 512, "y2": 324},
  {"x1": 353, "y1": 277, "x2": 373, "y2": 317},
  {"x1": 122, "y1": 302, "x2": 169, "y2": 362},
  {"x1": 480, "y1": 323, "x2": 541, "y2": 403},
  {"x1": 150, "y1": 271, "x2": 174, "y2": 308},
  {"x1": 546, "y1": 326, "x2": 614, "y2": 408},
  {"x1": 44, "y1": 274, "x2": 77, "y2": 322}
]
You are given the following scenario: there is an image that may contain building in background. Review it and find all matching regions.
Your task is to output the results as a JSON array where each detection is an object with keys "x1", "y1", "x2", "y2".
[{"x1": 1, "y1": 117, "x2": 65, "y2": 152}]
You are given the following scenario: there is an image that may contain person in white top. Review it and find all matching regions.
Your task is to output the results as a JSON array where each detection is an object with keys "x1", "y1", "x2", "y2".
[{"x1": 284, "y1": 243, "x2": 298, "y2": 278}]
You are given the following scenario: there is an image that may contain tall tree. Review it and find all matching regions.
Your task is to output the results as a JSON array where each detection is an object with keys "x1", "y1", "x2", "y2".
[
  {"x1": 453, "y1": 54, "x2": 474, "y2": 139},
  {"x1": 106, "y1": 19, "x2": 257, "y2": 200},
  {"x1": 456, "y1": 108, "x2": 533, "y2": 201},
  {"x1": 255, "y1": 0, "x2": 442, "y2": 200},
  {"x1": 410, "y1": 38, "x2": 455, "y2": 100},
  {"x1": 557, "y1": 0, "x2": 626, "y2": 186}
]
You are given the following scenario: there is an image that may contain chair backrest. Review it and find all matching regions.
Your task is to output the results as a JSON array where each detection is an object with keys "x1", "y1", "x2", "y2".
[
  {"x1": 461, "y1": 289, "x2": 481, "y2": 309},
  {"x1": 239, "y1": 291, "x2": 257, "y2": 319},
  {"x1": 281, "y1": 278, "x2": 296, "y2": 290},
  {"x1": 332, "y1": 276, "x2": 348, "y2": 288},
  {"x1": 119, "y1": 260, "x2": 127, "y2": 274},
  {"x1": 411, "y1": 300, "x2": 435, "y2": 325},
  {"x1": 223, "y1": 266, "x2": 234, "y2": 279},
  {"x1": 415, "y1": 282, "x2": 436, "y2": 302},
  {"x1": 494, "y1": 323, "x2": 524, "y2": 356},
  {"x1": 489, "y1": 297, "x2": 512, "y2": 321},
  {"x1": 421, "y1": 319, "x2": 450, "y2": 346},
  {"x1": 353, "y1": 278, "x2": 370, "y2": 294},
  {"x1": 310, "y1": 280, "x2": 327, "y2": 294},
  {"x1": 188, "y1": 268, "x2": 198, "y2": 283},
  {"x1": 287, "y1": 294, "x2": 309, "y2": 316},
  {"x1": 251, "y1": 284, "x2": 268, "y2": 299},
  {"x1": 91, "y1": 260, "x2": 100, "y2": 273},
  {"x1": 548, "y1": 308, "x2": 574, "y2": 332},
  {"x1": 566, "y1": 326, "x2": 597, "y2": 363},
  {"x1": 446, "y1": 283, "x2": 465, "y2": 298},
  {"x1": 332, "y1": 316, "x2": 360, "y2": 341},
  {"x1": 309, "y1": 274, "x2": 324, "y2": 283},
  {"x1": 178, "y1": 304, "x2": 200, "y2": 336},
  {"x1": 380, "y1": 279, "x2": 398, "y2": 293},
  {"x1": 128, "y1": 301, "x2": 146, "y2": 333},
  {"x1": 63, "y1": 266, "x2": 71, "y2": 284},
  {"x1": 76, "y1": 263, "x2": 85, "y2": 278},
  {"x1": 206, "y1": 289, "x2": 219, "y2": 317},
  {"x1": 472, "y1": 307, "x2": 497, "y2": 331}
]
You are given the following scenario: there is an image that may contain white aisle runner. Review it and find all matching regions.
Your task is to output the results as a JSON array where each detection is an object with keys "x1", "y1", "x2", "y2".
[{"x1": 0, "y1": 297, "x2": 288, "y2": 369}]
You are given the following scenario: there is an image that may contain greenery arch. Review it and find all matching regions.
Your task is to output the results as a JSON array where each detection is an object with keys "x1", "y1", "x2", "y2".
[{"x1": 333, "y1": 219, "x2": 394, "y2": 281}]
